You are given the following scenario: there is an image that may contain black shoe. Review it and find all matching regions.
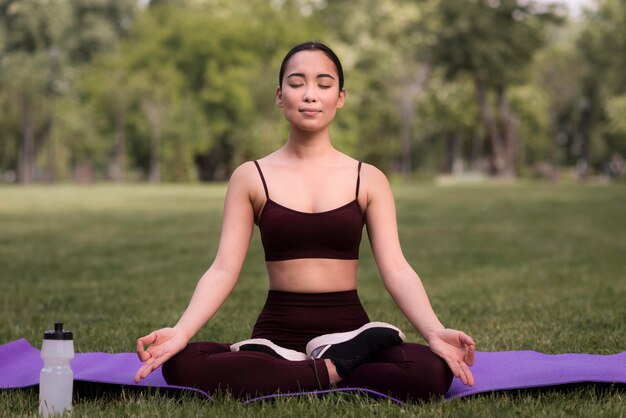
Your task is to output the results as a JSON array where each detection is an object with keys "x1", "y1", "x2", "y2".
[
  {"x1": 230, "y1": 338, "x2": 308, "y2": 361},
  {"x1": 305, "y1": 322, "x2": 405, "y2": 377}
]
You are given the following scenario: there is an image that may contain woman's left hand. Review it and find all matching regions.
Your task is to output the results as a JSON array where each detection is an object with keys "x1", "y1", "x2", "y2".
[{"x1": 427, "y1": 328, "x2": 476, "y2": 386}]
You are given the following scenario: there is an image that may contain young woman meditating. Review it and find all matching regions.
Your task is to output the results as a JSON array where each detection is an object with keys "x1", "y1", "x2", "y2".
[{"x1": 135, "y1": 41, "x2": 475, "y2": 402}]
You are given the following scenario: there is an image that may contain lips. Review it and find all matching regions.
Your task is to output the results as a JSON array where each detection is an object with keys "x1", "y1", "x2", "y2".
[{"x1": 299, "y1": 108, "x2": 321, "y2": 115}]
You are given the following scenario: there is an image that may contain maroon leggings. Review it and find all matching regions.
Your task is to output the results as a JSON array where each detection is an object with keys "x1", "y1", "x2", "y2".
[{"x1": 162, "y1": 290, "x2": 452, "y2": 401}]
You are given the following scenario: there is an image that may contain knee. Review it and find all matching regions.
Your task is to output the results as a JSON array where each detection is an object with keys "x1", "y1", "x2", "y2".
[
  {"x1": 161, "y1": 343, "x2": 205, "y2": 386},
  {"x1": 426, "y1": 355, "x2": 454, "y2": 396},
  {"x1": 161, "y1": 349, "x2": 188, "y2": 386},
  {"x1": 403, "y1": 345, "x2": 454, "y2": 398},
  {"x1": 161, "y1": 341, "x2": 229, "y2": 387}
]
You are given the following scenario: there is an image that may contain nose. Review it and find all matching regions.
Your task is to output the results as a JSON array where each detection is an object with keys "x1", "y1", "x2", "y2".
[{"x1": 303, "y1": 86, "x2": 317, "y2": 103}]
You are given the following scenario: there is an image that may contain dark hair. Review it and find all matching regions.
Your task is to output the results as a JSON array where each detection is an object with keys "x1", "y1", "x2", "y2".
[{"x1": 278, "y1": 41, "x2": 344, "y2": 91}]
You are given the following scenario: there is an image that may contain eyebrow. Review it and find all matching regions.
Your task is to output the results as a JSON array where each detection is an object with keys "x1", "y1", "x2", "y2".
[{"x1": 287, "y1": 73, "x2": 336, "y2": 81}]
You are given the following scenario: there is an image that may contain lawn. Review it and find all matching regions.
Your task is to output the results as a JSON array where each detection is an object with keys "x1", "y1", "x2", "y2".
[{"x1": 0, "y1": 182, "x2": 624, "y2": 417}]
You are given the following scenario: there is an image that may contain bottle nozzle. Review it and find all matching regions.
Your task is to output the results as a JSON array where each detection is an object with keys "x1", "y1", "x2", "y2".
[{"x1": 44, "y1": 322, "x2": 73, "y2": 340}]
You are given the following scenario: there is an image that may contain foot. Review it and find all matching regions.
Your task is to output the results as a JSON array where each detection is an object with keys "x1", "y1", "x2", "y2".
[
  {"x1": 305, "y1": 322, "x2": 405, "y2": 378},
  {"x1": 230, "y1": 338, "x2": 308, "y2": 361}
]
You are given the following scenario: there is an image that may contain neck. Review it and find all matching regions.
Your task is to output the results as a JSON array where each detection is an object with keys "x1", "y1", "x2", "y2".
[{"x1": 283, "y1": 127, "x2": 334, "y2": 160}]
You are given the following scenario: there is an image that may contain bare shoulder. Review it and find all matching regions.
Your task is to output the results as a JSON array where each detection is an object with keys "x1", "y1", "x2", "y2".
[
  {"x1": 229, "y1": 161, "x2": 258, "y2": 182},
  {"x1": 226, "y1": 161, "x2": 263, "y2": 197},
  {"x1": 360, "y1": 162, "x2": 387, "y2": 181},
  {"x1": 226, "y1": 161, "x2": 268, "y2": 215},
  {"x1": 360, "y1": 162, "x2": 392, "y2": 202},
  {"x1": 228, "y1": 161, "x2": 260, "y2": 185}
]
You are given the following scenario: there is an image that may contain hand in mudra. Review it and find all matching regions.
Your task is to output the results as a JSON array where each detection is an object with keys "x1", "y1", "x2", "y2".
[
  {"x1": 134, "y1": 327, "x2": 188, "y2": 383},
  {"x1": 428, "y1": 328, "x2": 476, "y2": 386}
]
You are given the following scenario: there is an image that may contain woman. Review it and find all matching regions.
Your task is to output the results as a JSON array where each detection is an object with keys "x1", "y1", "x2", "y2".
[{"x1": 135, "y1": 41, "x2": 475, "y2": 402}]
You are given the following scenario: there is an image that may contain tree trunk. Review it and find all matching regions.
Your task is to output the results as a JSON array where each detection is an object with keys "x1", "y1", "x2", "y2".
[
  {"x1": 474, "y1": 78, "x2": 519, "y2": 177},
  {"x1": 397, "y1": 63, "x2": 431, "y2": 176},
  {"x1": 142, "y1": 98, "x2": 164, "y2": 183},
  {"x1": 496, "y1": 86, "x2": 519, "y2": 178},
  {"x1": 17, "y1": 97, "x2": 36, "y2": 184},
  {"x1": 398, "y1": 94, "x2": 415, "y2": 175},
  {"x1": 576, "y1": 80, "x2": 601, "y2": 178},
  {"x1": 44, "y1": 135, "x2": 56, "y2": 183},
  {"x1": 474, "y1": 76, "x2": 505, "y2": 175},
  {"x1": 108, "y1": 107, "x2": 127, "y2": 182},
  {"x1": 442, "y1": 133, "x2": 463, "y2": 174},
  {"x1": 149, "y1": 131, "x2": 161, "y2": 183},
  {"x1": 470, "y1": 126, "x2": 485, "y2": 171},
  {"x1": 41, "y1": 115, "x2": 55, "y2": 183},
  {"x1": 548, "y1": 111, "x2": 560, "y2": 166}
]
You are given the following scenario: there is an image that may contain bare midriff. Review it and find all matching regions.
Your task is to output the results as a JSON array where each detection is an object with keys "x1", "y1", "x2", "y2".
[{"x1": 266, "y1": 258, "x2": 358, "y2": 293}]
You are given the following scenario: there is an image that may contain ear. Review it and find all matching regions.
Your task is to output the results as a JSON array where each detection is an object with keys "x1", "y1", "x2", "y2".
[
  {"x1": 275, "y1": 86, "x2": 283, "y2": 108},
  {"x1": 336, "y1": 88, "x2": 346, "y2": 109}
]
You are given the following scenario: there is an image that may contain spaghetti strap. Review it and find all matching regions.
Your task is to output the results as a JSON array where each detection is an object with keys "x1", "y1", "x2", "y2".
[
  {"x1": 253, "y1": 160, "x2": 269, "y2": 199},
  {"x1": 355, "y1": 161, "x2": 362, "y2": 198}
]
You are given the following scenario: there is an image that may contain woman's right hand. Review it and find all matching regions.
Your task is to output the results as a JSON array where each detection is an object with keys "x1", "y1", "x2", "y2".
[
  {"x1": 427, "y1": 328, "x2": 475, "y2": 386},
  {"x1": 134, "y1": 327, "x2": 189, "y2": 383}
]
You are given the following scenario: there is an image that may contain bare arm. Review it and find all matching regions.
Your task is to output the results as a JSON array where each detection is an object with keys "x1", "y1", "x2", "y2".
[
  {"x1": 363, "y1": 164, "x2": 475, "y2": 385},
  {"x1": 172, "y1": 163, "x2": 256, "y2": 339},
  {"x1": 135, "y1": 163, "x2": 256, "y2": 381}
]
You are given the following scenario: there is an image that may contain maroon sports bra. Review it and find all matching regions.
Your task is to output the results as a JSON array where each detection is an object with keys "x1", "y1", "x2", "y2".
[{"x1": 254, "y1": 161, "x2": 365, "y2": 262}]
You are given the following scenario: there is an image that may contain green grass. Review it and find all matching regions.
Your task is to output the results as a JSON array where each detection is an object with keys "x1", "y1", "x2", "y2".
[{"x1": 1, "y1": 182, "x2": 624, "y2": 417}]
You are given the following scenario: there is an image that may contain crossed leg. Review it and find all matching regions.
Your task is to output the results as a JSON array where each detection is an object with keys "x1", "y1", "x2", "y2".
[
  {"x1": 162, "y1": 341, "x2": 451, "y2": 401},
  {"x1": 162, "y1": 342, "x2": 329, "y2": 397},
  {"x1": 337, "y1": 343, "x2": 453, "y2": 401}
]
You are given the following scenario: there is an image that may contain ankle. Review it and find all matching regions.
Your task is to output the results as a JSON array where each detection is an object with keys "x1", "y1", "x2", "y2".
[
  {"x1": 325, "y1": 359, "x2": 342, "y2": 385},
  {"x1": 307, "y1": 322, "x2": 405, "y2": 378}
]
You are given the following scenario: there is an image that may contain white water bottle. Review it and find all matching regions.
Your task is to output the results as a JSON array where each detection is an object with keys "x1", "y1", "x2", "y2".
[{"x1": 39, "y1": 322, "x2": 74, "y2": 417}]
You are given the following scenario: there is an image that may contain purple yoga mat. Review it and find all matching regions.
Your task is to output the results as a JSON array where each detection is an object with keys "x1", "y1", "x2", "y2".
[
  {"x1": 1, "y1": 339, "x2": 624, "y2": 404},
  {"x1": 0, "y1": 339, "x2": 208, "y2": 398}
]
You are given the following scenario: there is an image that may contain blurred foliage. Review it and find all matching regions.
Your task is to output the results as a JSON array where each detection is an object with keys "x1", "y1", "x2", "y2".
[
  {"x1": 577, "y1": 0, "x2": 626, "y2": 164},
  {"x1": 0, "y1": 0, "x2": 625, "y2": 183}
]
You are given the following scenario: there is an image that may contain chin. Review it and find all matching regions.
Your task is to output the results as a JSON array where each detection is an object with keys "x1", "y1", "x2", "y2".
[{"x1": 294, "y1": 123, "x2": 330, "y2": 133}]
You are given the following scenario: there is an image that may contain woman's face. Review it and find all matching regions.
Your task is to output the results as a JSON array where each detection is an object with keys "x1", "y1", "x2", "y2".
[{"x1": 276, "y1": 50, "x2": 346, "y2": 133}]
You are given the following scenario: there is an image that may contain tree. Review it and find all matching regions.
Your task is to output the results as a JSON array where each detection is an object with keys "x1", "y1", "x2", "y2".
[
  {"x1": 309, "y1": 0, "x2": 439, "y2": 173},
  {"x1": 0, "y1": 0, "x2": 137, "y2": 183},
  {"x1": 65, "y1": 0, "x2": 136, "y2": 65},
  {"x1": 114, "y1": 2, "x2": 322, "y2": 180},
  {"x1": 0, "y1": 0, "x2": 71, "y2": 183},
  {"x1": 577, "y1": 0, "x2": 626, "y2": 170},
  {"x1": 431, "y1": 0, "x2": 562, "y2": 177},
  {"x1": 532, "y1": 39, "x2": 585, "y2": 168},
  {"x1": 77, "y1": 52, "x2": 135, "y2": 181},
  {"x1": 416, "y1": 71, "x2": 479, "y2": 174}
]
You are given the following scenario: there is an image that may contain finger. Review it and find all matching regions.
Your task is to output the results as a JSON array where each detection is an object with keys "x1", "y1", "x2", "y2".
[
  {"x1": 148, "y1": 354, "x2": 167, "y2": 373},
  {"x1": 445, "y1": 357, "x2": 463, "y2": 382},
  {"x1": 141, "y1": 359, "x2": 155, "y2": 379},
  {"x1": 134, "y1": 367, "x2": 146, "y2": 383},
  {"x1": 457, "y1": 361, "x2": 469, "y2": 386},
  {"x1": 460, "y1": 362, "x2": 475, "y2": 386},
  {"x1": 137, "y1": 331, "x2": 158, "y2": 348},
  {"x1": 137, "y1": 357, "x2": 159, "y2": 382},
  {"x1": 466, "y1": 368, "x2": 475, "y2": 386},
  {"x1": 137, "y1": 345, "x2": 152, "y2": 362},
  {"x1": 134, "y1": 359, "x2": 154, "y2": 383},
  {"x1": 139, "y1": 355, "x2": 167, "y2": 382},
  {"x1": 459, "y1": 331, "x2": 476, "y2": 348},
  {"x1": 136, "y1": 332, "x2": 158, "y2": 360},
  {"x1": 465, "y1": 344, "x2": 476, "y2": 366}
]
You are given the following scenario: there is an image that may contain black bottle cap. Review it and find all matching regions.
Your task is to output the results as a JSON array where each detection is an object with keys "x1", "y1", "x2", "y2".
[{"x1": 43, "y1": 322, "x2": 73, "y2": 340}]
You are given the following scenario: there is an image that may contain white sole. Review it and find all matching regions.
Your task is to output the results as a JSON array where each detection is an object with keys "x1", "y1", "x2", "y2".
[
  {"x1": 305, "y1": 321, "x2": 406, "y2": 358},
  {"x1": 230, "y1": 338, "x2": 308, "y2": 361}
]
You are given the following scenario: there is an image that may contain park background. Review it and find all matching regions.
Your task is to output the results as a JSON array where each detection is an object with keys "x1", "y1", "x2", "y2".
[
  {"x1": 1, "y1": 0, "x2": 625, "y2": 184},
  {"x1": 1, "y1": 0, "x2": 625, "y2": 417}
]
